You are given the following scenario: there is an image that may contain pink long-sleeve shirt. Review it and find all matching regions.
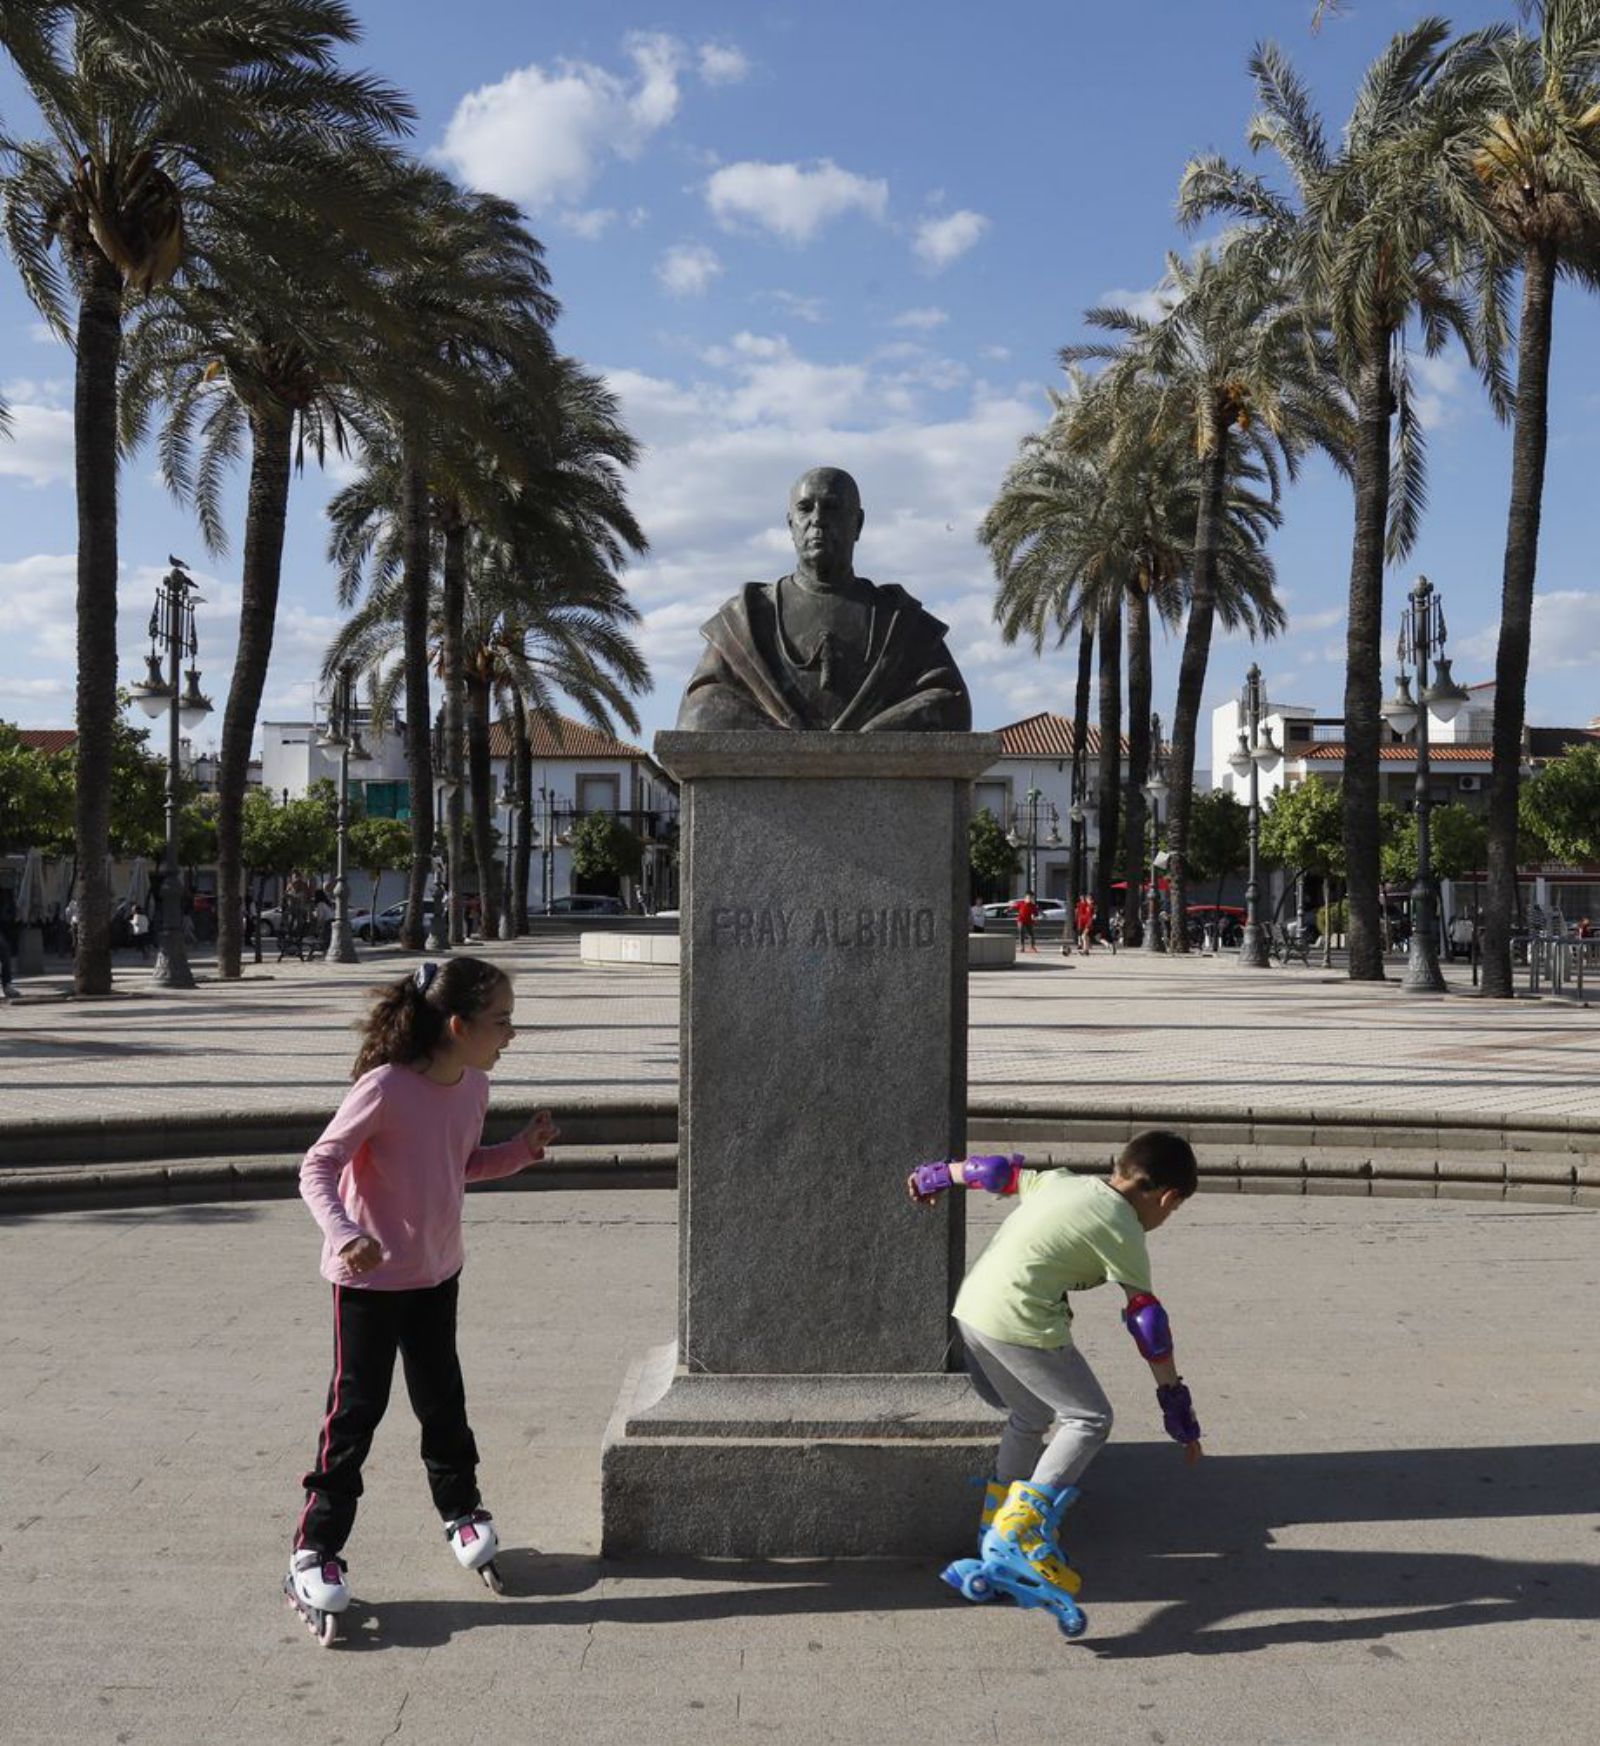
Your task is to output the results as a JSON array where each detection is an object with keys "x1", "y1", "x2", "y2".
[{"x1": 298, "y1": 1063, "x2": 532, "y2": 1290}]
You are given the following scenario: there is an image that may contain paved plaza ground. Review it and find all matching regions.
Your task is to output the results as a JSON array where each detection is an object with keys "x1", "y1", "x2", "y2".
[
  {"x1": 2, "y1": 1186, "x2": 1597, "y2": 1745},
  {"x1": 2, "y1": 938, "x2": 1597, "y2": 1744},
  {"x1": 2, "y1": 934, "x2": 1598, "y2": 1131}
]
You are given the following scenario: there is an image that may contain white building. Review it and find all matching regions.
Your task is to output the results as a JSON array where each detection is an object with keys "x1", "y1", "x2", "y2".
[{"x1": 974, "y1": 713, "x2": 1116, "y2": 902}]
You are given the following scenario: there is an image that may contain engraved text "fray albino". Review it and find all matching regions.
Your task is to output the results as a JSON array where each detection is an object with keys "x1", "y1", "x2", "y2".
[{"x1": 710, "y1": 907, "x2": 938, "y2": 950}]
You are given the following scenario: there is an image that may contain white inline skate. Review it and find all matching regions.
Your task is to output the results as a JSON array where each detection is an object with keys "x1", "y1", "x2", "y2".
[
  {"x1": 284, "y1": 1548, "x2": 350, "y2": 1647},
  {"x1": 445, "y1": 1507, "x2": 505, "y2": 1594}
]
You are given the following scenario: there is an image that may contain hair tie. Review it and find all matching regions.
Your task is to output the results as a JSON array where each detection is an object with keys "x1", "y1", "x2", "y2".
[{"x1": 413, "y1": 961, "x2": 439, "y2": 993}]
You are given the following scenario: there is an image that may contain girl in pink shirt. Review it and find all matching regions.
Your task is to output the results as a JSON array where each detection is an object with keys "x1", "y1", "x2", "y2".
[{"x1": 285, "y1": 957, "x2": 555, "y2": 1644}]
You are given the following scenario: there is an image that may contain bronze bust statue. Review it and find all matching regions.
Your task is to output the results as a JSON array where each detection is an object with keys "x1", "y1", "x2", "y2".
[{"x1": 675, "y1": 467, "x2": 972, "y2": 732}]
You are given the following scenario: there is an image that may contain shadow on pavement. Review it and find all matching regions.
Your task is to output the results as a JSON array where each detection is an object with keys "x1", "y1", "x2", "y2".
[{"x1": 332, "y1": 1443, "x2": 1600, "y2": 1654}]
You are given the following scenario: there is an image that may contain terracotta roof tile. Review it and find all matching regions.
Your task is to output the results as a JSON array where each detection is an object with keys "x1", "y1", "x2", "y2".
[
  {"x1": 991, "y1": 712, "x2": 1125, "y2": 758},
  {"x1": 14, "y1": 729, "x2": 76, "y2": 756},
  {"x1": 486, "y1": 713, "x2": 648, "y2": 761},
  {"x1": 1300, "y1": 743, "x2": 1493, "y2": 762}
]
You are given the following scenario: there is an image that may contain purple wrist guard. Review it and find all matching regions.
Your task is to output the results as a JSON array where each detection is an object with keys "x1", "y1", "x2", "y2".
[
  {"x1": 909, "y1": 1158, "x2": 955, "y2": 1199},
  {"x1": 963, "y1": 1153, "x2": 1023, "y2": 1196},
  {"x1": 1156, "y1": 1380, "x2": 1201, "y2": 1445}
]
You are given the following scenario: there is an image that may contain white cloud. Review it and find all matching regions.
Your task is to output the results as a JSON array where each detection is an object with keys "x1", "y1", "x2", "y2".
[
  {"x1": 0, "y1": 400, "x2": 73, "y2": 486},
  {"x1": 1096, "y1": 285, "x2": 1173, "y2": 324},
  {"x1": 913, "y1": 209, "x2": 989, "y2": 270},
  {"x1": 706, "y1": 159, "x2": 889, "y2": 244},
  {"x1": 656, "y1": 242, "x2": 724, "y2": 298},
  {"x1": 558, "y1": 207, "x2": 618, "y2": 240},
  {"x1": 1458, "y1": 590, "x2": 1600, "y2": 675},
  {"x1": 767, "y1": 290, "x2": 825, "y2": 323},
  {"x1": 434, "y1": 33, "x2": 683, "y2": 210},
  {"x1": 891, "y1": 306, "x2": 949, "y2": 331},
  {"x1": 979, "y1": 344, "x2": 1012, "y2": 362},
  {"x1": 698, "y1": 42, "x2": 749, "y2": 85},
  {"x1": 1409, "y1": 350, "x2": 1471, "y2": 428}
]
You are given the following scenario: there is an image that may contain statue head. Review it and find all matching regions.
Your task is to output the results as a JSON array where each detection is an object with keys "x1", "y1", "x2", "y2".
[{"x1": 787, "y1": 467, "x2": 864, "y2": 589}]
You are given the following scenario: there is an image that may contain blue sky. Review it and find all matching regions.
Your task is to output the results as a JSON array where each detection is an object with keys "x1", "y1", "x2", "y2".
[{"x1": 1, "y1": 0, "x2": 1597, "y2": 761}]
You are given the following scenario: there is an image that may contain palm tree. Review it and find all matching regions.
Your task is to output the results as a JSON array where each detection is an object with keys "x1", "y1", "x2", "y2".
[
  {"x1": 323, "y1": 532, "x2": 649, "y2": 931},
  {"x1": 1063, "y1": 242, "x2": 1347, "y2": 951},
  {"x1": 1180, "y1": 24, "x2": 1493, "y2": 977},
  {"x1": 0, "y1": 0, "x2": 401, "y2": 992},
  {"x1": 1436, "y1": 1, "x2": 1600, "y2": 996},
  {"x1": 121, "y1": 133, "x2": 416, "y2": 981},
  {"x1": 330, "y1": 166, "x2": 556, "y2": 951},
  {"x1": 984, "y1": 375, "x2": 1285, "y2": 934}
]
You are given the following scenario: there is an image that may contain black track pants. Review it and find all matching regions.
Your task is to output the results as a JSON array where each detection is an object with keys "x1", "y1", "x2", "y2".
[{"x1": 294, "y1": 1272, "x2": 480, "y2": 1555}]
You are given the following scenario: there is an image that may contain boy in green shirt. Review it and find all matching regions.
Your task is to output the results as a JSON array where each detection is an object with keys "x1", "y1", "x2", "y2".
[{"x1": 907, "y1": 1130, "x2": 1203, "y2": 1637}]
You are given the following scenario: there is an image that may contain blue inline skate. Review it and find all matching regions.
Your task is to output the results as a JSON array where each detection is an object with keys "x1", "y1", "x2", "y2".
[{"x1": 941, "y1": 1478, "x2": 1087, "y2": 1639}]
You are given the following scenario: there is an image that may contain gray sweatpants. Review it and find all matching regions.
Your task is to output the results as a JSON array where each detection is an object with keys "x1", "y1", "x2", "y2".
[{"x1": 958, "y1": 1320, "x2": 1114, "y2": 1488}]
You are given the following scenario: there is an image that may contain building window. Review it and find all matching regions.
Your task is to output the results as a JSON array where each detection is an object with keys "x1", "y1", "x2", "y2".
[{"x1": 577, "y1": 773, "x2": 620, "y2": 819}]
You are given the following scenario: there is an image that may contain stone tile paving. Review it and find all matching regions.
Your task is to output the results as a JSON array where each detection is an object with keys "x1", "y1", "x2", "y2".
[
  {"x1": 1, "y1": 1187, "x2": 1596, "y2": 1744},
  {"x1": 1, "y1": 937, "x2": 1596, "y2": 1127}
]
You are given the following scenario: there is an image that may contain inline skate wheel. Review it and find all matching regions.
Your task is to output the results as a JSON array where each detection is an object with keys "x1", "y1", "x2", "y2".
[
  {"x1": 480, "y1": 1560, "x2": 506, "y2": 1596},
  {"x1": 1056, "y1": 1609, "x2": 1088, "y2": 1640},
  {"x1": 959, "y1": 1570, "x2": 995, "y2": 1603},
  {"x1": 317, "y1": 1611, "x2": 341, "y2": 1648}
]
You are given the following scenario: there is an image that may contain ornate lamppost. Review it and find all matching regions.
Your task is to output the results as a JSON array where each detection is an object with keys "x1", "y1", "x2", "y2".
[
  {"x1": 128, "y1": 559, "x2": 211, "y2": 989},
  {"x1": 1382, "y1": 575, "x2": 1469, "y2": 994},
  {"x1": 426, "y1": 707, "x2": 454, "y2": 953},
  {"x1": 1143, "y1": 712, "x2": 1167, "y2": 953},
  {"x1": 318, "y1": 663, "x2": 368, "y2": 964},
  {"x1": 1228, "y1": 663, "x2": 1281, "y2": 969},
  {"x1": 1006, "y1": 785, "x2": 1059, "y2": 900}
]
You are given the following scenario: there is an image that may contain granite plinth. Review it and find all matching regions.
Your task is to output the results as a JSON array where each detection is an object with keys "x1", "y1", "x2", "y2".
[
  {"x1": 601, "y1": 732, "x2": 1002, "y2": 1556},
  {"x1": 600, "y1": 1343, "x2": 1004, "y2": 1557}
]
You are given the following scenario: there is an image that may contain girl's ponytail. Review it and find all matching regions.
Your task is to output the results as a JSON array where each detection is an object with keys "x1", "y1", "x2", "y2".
[{"x1": 350, "y1": 956, "x2": 508, "y2": 1079}]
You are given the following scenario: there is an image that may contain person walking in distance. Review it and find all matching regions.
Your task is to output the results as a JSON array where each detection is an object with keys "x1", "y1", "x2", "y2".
[
  {"x1": 1014, "y1": 890, "x2": 1041, "y2": 955},
  {"x1": 1074, "y1": 894, "x2": 1094, "y2": 954},
  {"x1": 283, "y1": 957, "x2": 558, "y2": 1645}
]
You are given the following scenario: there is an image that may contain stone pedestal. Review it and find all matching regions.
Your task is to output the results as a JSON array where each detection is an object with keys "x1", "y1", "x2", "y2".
[{"x1": 601, "y1": 732, "x2": 1005, "y2": 1557}]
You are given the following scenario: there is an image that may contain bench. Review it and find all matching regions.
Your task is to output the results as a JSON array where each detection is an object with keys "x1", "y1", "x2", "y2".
[{"x1": 1271, "y1": 922, "x2": 1312, "y2": 966}]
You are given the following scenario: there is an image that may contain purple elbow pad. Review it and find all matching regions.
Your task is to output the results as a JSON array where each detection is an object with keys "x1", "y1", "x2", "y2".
[
  {"x1": 963, "y1": 1153, "x2": 1024, "y2": 1195},
  {"x1": 1123, "y1": 1292, "x2": 1173, "y2": 1362},
  {"x1": 909, "y1": 1158, "x2": 955, "y2": 1199}
]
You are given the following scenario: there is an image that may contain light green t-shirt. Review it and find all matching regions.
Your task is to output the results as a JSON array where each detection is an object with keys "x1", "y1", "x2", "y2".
[{"x1": 953, "y1": 1171, "x2": 1154, "y2": 1350}]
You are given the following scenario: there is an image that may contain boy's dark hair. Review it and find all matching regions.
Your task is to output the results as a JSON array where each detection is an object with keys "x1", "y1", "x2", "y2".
[
  {"x1": 1113, "y1": 1129, "x2": 1199, "y2": 1199},
  {"x1": 351, "y1": 956, "x2": 509, "y2": 1079}
]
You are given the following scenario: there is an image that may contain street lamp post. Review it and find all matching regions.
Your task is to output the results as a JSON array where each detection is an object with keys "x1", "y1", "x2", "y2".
[
  {"x1": 427, "y1": 708, "x2": 454, "y2": 953},
  {"x1": 499, "y1": 769, "x2": 518, "y2": 939},
  {"x1": 1228, "y1": 663, "x2": 1281, "y2": 969},
  {"x1": 1143, "y1": 712, "x2": 1167, "y2": 953},
  {"x1": 318, "y1": 663, "x2": 367, "y2": 965},
  {"x1": 1382, "y1": 575, "x2": 1469, "y2": 995},
  {"x1": 1005, "y1": 785, "x2": 1059, "y2": 901},
  {"x1": 128, "y1": 560, "x2": 211, "y2": 989}
]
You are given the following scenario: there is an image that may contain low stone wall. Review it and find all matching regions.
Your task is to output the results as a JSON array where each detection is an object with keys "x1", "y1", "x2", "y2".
[
  {"x1": 580, "y1": 931, "x2": 681, "y2": 967},
  {"x1": 967, "y1": 932, "x2": 1016, "y2": 969}
]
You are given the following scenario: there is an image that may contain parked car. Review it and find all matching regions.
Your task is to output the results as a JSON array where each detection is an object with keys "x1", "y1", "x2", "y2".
[
  {"x1": 982, "y1": 897, "x2": 1069, "y2": 922},
  {"x1": 535, "y1": 895, "x2": 627, "y2": 916}
]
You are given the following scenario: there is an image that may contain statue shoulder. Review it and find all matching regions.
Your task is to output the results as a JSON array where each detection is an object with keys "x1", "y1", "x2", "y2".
[{"x1": 865, "y1": 580, "x2": 949, "y2": 639}]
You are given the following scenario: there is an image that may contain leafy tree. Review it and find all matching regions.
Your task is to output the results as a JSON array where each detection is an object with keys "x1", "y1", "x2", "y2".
[
  {"x1": 568, "y1": 809, "x2": 641, "y2": 888},
  {"x1": 968, "y1": 807, "x2": 1021, "y2": 897},
  {"x1": 1520, "y1": 742, "x2": 1600, "y2": 864},
  {"x1": 1260, "y1": 778, "x2": 1346, "y2": 881},
  {"x1": 1381, "y1": 802, "x2": 1490, "y2": 887},
  {"x1": 1181, "y1": 23, "x2": 1494, "y2": 979},
  {"x1": 1185, "y1": 790, "x2": 1251, "y2": 905},
  {"x1": 0, "y1": 724, "x2": 72, "y2": 852},
  {"x1": 348, "y1": 815, "x2": 413, "y2": 916}
]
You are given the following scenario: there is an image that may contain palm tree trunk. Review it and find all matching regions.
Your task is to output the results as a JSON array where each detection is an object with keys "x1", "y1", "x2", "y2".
[
  {"x1": 512, "y1": 692, "x2": 532, "y2": 933},
  {"x1": 71, "y1": 251, "x2": 123, "y2": 996},
  {"x1": 1341, "y1": 340, "x2": 1394, "y2": 982},
  {"x1": 216, "y1": 399, "x2": 294, "y2": 980},
  {"x1": 465, "y1": 670, "x2": 499, "y2": 939},
  {"x1": 1166, "y1": 437, "x2": 1230, "y2": 957},
  {"x1": 399, "y1": 438, "x2": 434, "y2": 951},
  {"x1": 1068, "y1": 619, "x2": 1094, "y2": 917},
  {"x1": 1482, "y1": 242, "x2": 1557, "y2": 1000},
  {"x1": 1121, "y1": 588, "x2": 1152, "y2": 943},
  {"x1": 1094, "y1": 595, "x2": 1122, "y2": 927},
  {"x1": 440, "y1": 509, "x2": 467, "y2": 945}
]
